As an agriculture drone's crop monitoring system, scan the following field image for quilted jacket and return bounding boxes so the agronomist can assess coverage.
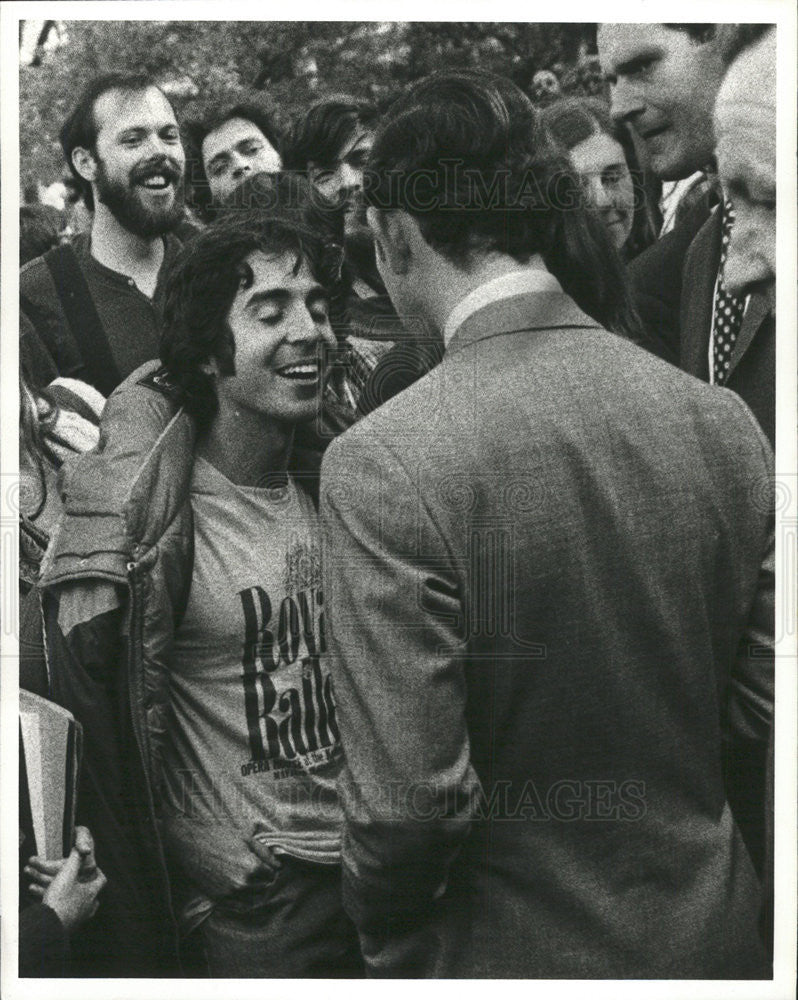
[40,361,326,973]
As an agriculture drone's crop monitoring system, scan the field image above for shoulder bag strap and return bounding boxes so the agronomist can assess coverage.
[44,243,121,396]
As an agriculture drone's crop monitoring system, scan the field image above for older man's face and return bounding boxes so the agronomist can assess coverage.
[714,33,776,311]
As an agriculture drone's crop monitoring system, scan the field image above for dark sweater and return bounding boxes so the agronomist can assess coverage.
[19,904,70,977]
[20,232,183,394]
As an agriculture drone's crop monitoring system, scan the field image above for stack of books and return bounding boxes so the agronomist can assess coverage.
[19,691,82,897]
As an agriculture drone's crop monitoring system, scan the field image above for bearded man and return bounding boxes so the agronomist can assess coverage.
[21,73,188,394]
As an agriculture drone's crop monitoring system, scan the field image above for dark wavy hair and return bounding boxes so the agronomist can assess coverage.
[217,169,350,335]
[183,102,283,223]
[161,193,344,433]
[540,95,659,260]
[281,96,379,172]
[364,69,640,338]
[59,72,167,212]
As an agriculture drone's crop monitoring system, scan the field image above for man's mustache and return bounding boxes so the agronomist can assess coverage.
[130,156,184,185]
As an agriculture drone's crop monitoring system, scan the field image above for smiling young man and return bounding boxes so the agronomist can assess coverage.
[40,208,363,977]
[20,73,188,395]
[184,102,282,222]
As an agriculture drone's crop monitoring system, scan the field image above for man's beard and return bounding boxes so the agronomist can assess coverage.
[95,155,185,238]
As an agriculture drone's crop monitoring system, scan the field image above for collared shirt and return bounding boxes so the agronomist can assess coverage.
[659,171,706,236]
[442,268,562,349]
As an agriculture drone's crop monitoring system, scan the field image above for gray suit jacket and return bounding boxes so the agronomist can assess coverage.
[320,289,773,978]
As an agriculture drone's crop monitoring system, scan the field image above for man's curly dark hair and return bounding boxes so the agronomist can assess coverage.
[281,96,379,173]
[160,188,343,433]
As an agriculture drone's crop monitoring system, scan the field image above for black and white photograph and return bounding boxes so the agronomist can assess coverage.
[1,1,796,996]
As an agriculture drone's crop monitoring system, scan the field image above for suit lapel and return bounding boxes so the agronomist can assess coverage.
[728,292,771,378]
[680,208,722,379]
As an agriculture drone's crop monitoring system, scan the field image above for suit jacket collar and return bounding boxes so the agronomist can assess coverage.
[680,206,771,382]
[443,269,562,347]
[446,289,602,356]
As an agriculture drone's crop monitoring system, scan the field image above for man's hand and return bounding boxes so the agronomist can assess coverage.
[163,816,282,900]
[247,832,282,878]
[73,824,98,877]
[41,847,107,933]
[25,825,99,894]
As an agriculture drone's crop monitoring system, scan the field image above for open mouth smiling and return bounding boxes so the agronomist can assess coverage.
[132,159,182,191]
[139,174,171,190]
[274,362,321,381]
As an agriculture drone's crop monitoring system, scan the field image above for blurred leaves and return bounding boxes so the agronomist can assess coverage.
[20,20,597,191]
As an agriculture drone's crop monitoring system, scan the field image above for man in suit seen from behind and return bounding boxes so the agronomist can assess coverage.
[319,69,774,979]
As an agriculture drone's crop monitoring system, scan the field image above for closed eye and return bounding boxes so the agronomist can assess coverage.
[616,54,658,81]
[626,58,654,78]
[345,150,369,169]
[602,165,628,186]
[307,291,331,323]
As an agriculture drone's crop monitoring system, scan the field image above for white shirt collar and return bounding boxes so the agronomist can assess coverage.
[442,268,562,348]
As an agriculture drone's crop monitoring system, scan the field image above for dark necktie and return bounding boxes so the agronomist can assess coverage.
[712,200,746,385]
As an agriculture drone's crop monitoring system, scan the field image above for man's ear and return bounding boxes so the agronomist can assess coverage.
[71,146,97,185]
[200,357,220,377]
[367,207,414,276]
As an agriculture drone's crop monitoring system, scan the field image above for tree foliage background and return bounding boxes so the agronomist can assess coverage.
[20,20,600,192]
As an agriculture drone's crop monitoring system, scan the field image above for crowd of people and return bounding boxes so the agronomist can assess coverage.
[17,21,777,980]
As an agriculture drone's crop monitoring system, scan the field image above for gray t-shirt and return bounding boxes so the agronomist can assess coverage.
[162,457,343,864]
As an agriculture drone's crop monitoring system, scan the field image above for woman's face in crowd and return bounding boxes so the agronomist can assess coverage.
[569,131,635,251]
